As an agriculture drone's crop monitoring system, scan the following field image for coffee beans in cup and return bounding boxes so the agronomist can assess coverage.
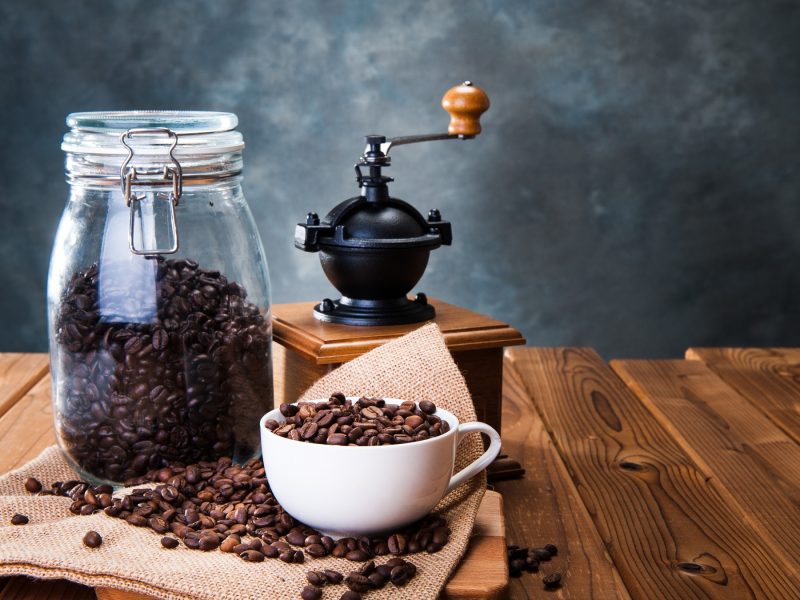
[53,257,272,482]
[264,394,449,446]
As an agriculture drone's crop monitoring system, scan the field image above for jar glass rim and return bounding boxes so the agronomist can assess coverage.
[66,111,238,134]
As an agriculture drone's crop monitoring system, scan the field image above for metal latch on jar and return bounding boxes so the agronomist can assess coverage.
[120,128,182,255]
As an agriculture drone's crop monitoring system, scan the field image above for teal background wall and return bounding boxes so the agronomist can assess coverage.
[1,0,798,357]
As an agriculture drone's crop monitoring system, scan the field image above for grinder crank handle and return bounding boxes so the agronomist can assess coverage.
[378,82,490,154]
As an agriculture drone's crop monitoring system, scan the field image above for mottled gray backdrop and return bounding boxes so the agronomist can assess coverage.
[1,0,798,357]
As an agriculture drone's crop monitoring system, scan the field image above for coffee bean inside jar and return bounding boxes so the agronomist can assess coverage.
[53,256,272,482]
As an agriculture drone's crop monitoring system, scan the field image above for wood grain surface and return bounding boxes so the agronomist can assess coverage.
[0,354,49,420]
[495,357,630,599]
[613,358,800,569]
[0,375,54,473]
[507,347,800,599]
[687,347,800,445]
[272,299,525,364]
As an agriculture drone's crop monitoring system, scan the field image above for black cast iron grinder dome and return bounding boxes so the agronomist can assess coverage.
[294,82,490,326]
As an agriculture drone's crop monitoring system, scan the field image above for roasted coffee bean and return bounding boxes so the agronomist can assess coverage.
[426,541,443,553]
[531,547,552,561]
[148,516,169,534]
[344,573,371,593]
[339,592,362,600]
[198,535,220,551]
[387,533,407,555]
[24,477,42,494]
[286,528,307,546]
[54,259,271,481]
[306,571,327,586]
[367,571,387,589]
[509,558,526,577]
[389,565,410,586]
[419,400,436,414]
[300,586,322,600]
[324,569,345,584]
[543,572,562,589]
[83,530,102,548]
[220,537,239,553]
[544,543,558,556]
[375,564,392,579]
[346,549,370,562]
[306,543,327,557]
[525,556,540,572]
[160,536,179,549]
[125,513,148,527]
[240,549,265,562]
[10,513,29,525]
[359,560,376,576]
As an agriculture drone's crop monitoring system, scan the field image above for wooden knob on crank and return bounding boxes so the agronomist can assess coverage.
[441,81,490,136]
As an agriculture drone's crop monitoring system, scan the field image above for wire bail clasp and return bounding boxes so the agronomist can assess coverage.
[120,127,183,255]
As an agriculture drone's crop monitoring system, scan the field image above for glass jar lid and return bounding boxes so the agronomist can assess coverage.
[62,111,244,156]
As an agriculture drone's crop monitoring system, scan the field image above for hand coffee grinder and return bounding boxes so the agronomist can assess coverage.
[275,82,525,443]
[294,81,489,325]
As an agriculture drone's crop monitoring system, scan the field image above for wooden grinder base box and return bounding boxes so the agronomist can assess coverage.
[271,298,525,432]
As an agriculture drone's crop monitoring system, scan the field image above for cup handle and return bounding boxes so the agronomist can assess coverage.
[446,421,502,494]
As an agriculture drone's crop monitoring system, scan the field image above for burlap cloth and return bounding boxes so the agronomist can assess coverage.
[0,323,486,599]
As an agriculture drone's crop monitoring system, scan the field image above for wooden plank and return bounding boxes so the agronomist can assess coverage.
[613,359,800,567]
[495,357,630,599]
[438,491,507,599]
[0,354,49,420]
[687,348,800,445]
[0,577,94,600]
[507,347,800,599]
[0,375,55,473]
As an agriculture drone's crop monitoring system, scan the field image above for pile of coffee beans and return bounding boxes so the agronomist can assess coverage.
[53,256,272,482]
[300,557,418,599]
[265,394,448,446]
[507,543,562,590]
[24,456,450,567]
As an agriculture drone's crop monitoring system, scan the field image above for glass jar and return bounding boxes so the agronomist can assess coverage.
[48,112,273,484]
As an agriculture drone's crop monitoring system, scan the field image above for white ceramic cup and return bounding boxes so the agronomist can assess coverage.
[259,398,501,538]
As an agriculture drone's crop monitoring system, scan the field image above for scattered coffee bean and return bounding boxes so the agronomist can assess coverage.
[509,558,526,577]
[339,592,362,600]
[83,530,102,548]
[54,258,272,482]
[266,395,448,446]
[345,573,371,593]
[531,547,552,561]
[240,549,265,562]
[525,556,540,572]
[306,571,327,587]
[161,536,179,549]
[368,571,387,589]
[300,586,322,600]
[324,569,345,584]
[543,572,562,589]
[10,513,29,525]
[24,477,42,494]
[544,543,558,556]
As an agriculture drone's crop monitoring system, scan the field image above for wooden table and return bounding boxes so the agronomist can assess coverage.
[2,347,800,599]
